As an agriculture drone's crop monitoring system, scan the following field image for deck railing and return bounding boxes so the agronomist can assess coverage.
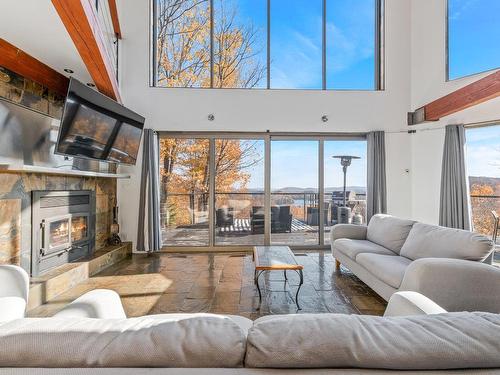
[470,194,500,239]
[161,191,367,228]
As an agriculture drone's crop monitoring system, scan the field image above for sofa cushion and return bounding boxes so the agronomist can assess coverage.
[0,314,248,368]
[54,289,126,319]
[333,239,395,261]
[400,222,494,261]
[366,215,415,254]
[143,313,253,335]
[245,312,500,369]
[356,253,412,289]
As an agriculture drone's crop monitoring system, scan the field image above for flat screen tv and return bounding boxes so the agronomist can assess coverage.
[56,78,145,165]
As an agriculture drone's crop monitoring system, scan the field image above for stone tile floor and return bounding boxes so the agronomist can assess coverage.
[29,251,387,319]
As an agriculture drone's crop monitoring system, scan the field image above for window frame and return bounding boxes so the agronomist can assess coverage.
[150,0,385,91]
[464,121,500,237]
[446,0,500,82]
[158,131,367,251]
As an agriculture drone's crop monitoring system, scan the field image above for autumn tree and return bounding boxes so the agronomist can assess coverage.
[470,183,497,236]
[155,0,265,227]
[155,0,265,88]
[159,138,262,226]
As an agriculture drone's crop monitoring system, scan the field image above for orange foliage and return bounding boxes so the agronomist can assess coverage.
[159,138,261,226]
[470,183,498,236]
[155,0,265,88]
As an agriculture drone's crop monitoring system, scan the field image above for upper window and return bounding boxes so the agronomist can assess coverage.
[448,0,500,80]
[152,0,382,90]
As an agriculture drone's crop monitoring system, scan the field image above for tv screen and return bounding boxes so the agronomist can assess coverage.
[56,78,145,165]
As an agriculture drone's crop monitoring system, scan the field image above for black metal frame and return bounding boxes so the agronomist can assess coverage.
[254,268,304,310]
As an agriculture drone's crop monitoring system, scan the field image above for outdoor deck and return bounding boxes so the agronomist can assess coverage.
[162,218,330,247]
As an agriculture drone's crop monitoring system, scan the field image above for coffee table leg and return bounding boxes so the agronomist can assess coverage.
[254,270,264,304]
[295,269,304,310]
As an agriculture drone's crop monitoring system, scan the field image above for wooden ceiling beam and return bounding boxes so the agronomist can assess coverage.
[108,0,122,39]
[409,70,500,125]
[0,38,69,96]
[52,0,121,102]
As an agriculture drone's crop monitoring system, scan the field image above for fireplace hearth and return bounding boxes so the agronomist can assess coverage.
[31,191,95,276]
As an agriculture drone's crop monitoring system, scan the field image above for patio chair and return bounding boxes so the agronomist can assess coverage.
[276,205,292,233]
[216,207,234,233]
[251,206,265,234]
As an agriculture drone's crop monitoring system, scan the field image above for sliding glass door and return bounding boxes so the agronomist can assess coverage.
[159,133,367,249]
[214,139,266,245]
[159,137,210,246]
[271,140,320,245]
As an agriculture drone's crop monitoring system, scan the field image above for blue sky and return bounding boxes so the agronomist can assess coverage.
[217,0,500,87]
[448,0,500,79]
[466,126,500,178]
[227,0,376,89]
[242,140,367,190]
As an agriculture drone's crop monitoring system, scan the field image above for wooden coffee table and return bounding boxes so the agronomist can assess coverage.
[253,246,304,309]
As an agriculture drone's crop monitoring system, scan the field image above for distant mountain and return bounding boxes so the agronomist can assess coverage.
[245,186,367,194]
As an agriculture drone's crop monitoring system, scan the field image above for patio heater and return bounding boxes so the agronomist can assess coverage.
[332,155,360,224]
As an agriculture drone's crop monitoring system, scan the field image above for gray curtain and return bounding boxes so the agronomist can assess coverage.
[439,124,471,230]
[367,131,387,221]
[137,129,162,252]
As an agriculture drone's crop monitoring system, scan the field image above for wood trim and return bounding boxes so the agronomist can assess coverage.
[51,0,121,102]
[0,38,69,96]
[415,70,500,123]
[108,0,122,39]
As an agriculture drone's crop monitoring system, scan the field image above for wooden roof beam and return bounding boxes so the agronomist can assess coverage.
[409,70,500,125]
[108,0,122,39]
[52,0,121,102]
[0,38,69,96]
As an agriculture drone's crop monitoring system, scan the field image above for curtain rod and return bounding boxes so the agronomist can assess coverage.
[386,119,499,134]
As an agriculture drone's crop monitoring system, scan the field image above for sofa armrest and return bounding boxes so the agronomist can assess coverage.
[330,224,367,243]
[384,291,447,317]
[400,258,500,313]
[54,289,126,319]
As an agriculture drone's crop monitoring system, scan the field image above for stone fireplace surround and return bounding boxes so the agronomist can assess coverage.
[0,68,118,275]
[0,172,116,275]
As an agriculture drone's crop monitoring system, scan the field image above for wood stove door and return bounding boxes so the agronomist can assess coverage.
[69,213,90,262]
[41,213,90,261]
[42,214,72,257]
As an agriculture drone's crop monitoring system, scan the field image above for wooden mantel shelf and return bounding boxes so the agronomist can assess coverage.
[0,164,130,179]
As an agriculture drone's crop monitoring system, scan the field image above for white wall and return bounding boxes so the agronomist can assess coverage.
[409,0,500,224]
[116,0,414,248]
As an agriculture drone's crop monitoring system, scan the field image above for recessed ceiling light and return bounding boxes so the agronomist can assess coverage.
[64,68,74,74]
[86,83,96,87]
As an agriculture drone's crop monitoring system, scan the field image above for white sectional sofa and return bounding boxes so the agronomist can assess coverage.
[1,240,500,373]
[1,283,500,373]
[331,214,495,303]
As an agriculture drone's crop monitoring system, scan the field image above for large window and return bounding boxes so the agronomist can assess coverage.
[152,0,382,90]
[466,125,500,238]
[448,0,500,80]
[159,133,367,248]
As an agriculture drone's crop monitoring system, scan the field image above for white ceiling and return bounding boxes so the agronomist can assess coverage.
[0,0,93,86]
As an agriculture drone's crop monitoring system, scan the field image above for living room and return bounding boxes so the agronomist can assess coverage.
[0,0,500,373]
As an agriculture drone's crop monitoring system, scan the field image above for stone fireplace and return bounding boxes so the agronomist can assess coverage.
[0,68,118,275]
[31,191,95,276]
